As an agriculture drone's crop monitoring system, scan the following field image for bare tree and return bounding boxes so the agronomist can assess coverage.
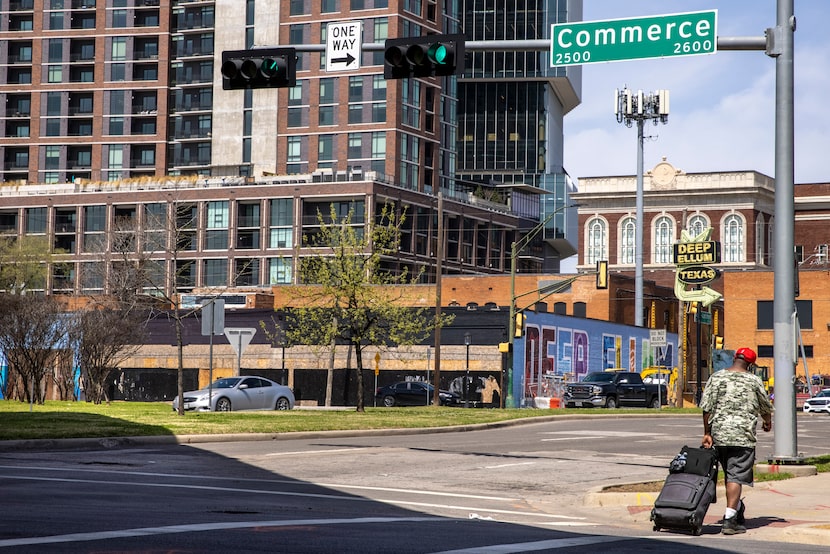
[73,308,141,404]
[0,295,68,404]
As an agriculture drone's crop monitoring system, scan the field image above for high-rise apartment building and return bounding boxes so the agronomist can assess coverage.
[0,0,582,294]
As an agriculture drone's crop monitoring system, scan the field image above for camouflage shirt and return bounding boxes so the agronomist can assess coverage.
[699,369,773,447]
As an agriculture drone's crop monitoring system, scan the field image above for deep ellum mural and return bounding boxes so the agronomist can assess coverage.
[512,312,678,407]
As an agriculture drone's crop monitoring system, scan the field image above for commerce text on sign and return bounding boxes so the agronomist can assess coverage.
[550,10,717,67]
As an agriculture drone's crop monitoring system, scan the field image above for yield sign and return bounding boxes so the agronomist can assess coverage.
[224,327,256,357]
[325,21,362,72]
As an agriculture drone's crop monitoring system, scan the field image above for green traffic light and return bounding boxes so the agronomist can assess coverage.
[428,43,450,65]
[261,58,279,78]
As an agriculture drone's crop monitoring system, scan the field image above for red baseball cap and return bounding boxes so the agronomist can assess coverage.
[735,347,757,365]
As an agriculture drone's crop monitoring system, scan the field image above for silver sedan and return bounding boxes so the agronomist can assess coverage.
[172,376,295,412]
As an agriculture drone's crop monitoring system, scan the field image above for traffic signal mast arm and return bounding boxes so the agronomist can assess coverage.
[258,36,764,55]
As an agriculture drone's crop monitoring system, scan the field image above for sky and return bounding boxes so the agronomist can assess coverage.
[563,1,829,186]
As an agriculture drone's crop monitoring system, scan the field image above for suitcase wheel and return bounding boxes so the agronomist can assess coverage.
[653,524,661,532]
[693,526,702,536]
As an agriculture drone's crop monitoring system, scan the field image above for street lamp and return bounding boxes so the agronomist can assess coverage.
[506,203,579,408]
[464,332,471,408]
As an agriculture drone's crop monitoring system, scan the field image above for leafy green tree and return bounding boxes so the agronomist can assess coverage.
[0,234,55,294]
[278,203,452,411]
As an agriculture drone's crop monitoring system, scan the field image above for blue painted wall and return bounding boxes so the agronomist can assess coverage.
[512,313,678,407]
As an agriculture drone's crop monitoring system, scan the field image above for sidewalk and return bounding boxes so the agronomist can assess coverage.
[584,468,830,546]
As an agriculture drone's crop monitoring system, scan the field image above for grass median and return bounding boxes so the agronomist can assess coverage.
[0,400,699,441]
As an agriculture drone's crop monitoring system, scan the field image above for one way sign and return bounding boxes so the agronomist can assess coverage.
[326,21,362,72]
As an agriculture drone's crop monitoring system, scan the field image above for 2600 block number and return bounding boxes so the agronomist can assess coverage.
[673,39,713,54]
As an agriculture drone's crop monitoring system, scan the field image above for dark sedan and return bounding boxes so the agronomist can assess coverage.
[375,381,459,407]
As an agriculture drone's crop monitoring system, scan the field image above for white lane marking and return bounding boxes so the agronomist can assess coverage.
[0,465,517,502]
[480,462,537,469]
[540,431,660,437]
[432,535,627,553]
[3,474,585,520]
[0,516,439,548]
[265,447,365,456]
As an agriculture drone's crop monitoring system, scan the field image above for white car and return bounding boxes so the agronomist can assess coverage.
[172,376,295,412]
[802,389,830,414]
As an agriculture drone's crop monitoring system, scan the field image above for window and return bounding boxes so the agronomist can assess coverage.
[319,106,335,126]
[108,117,124,135]
[321,0,337,13]
[757,300,812,330]
[268,257,293,284]
[348,76,363,102]
[586,217,607,265]
[45,146,61,170]
[318,134,334,166]
[48,65,63,83]
[108,145,123,169]
[348,133,362,159]
[722,213,745,263]
[289,0,306,16]
[371,131,385,160]
[204,259,228,286]
[46,92,62,116]
[653,215,674,264]
[205,201,229,250]
[287,137,301,163]
[111,9,127,28]
[25,208,47,234]
[270,198,293,249]
[619,216,636,265]
[83,205,107,252]
[48,40,63,63]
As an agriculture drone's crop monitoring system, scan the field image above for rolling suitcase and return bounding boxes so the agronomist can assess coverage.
[651,445,718,536]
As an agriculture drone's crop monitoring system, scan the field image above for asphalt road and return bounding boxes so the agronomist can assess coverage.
[2,413,828,553]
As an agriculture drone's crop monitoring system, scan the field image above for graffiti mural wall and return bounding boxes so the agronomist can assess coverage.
[512,312,679,407]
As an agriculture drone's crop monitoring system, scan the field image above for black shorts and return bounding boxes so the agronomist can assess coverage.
[716,446,756,486]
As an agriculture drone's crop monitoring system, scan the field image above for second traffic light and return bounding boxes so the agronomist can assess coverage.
[220,48,296,90]
[384,34,465,79]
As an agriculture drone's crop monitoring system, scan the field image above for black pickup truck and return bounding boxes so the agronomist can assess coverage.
[564,371,667,409]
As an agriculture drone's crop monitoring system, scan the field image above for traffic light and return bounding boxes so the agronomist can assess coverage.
[596,260,608,289]
[687,301,698,314]
[220,48,296,90]
[714,336,725,350]
[514,312,526,338]
[383,34,465,79]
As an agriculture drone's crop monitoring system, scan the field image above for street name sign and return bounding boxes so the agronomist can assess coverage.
[550,10,717,67]
[325,21,362,72]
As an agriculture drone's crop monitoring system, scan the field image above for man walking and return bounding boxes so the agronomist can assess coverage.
[700,347,773,535]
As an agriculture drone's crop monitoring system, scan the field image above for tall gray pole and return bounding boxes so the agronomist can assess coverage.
[772,0,797,460]
[635,118,645,327]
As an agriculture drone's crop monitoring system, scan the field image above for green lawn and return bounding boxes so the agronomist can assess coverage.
[0,400,696,441]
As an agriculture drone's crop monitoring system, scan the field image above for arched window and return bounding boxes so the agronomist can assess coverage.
[653,215,674,264]
[722,213,745,263]
[687,214,708,237]
[586,217,607,265]
[620,216,636,265]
